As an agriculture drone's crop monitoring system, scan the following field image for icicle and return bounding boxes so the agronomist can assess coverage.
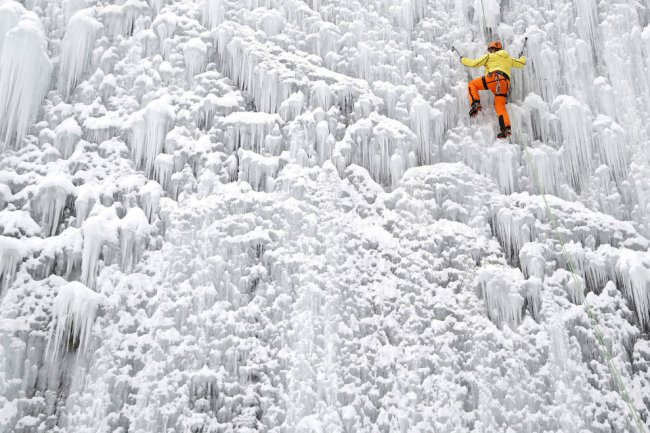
[523,277,542,321]
[548,325,570,370]
[487,144,519,195]
[0,12,53,147]
[201,0,226,29]
[409,96,434,165]
[152,10,178,44]
[59,9,102,99]
[279,91,304,122]
[189,368,220,412]
[147,0,167,16]
[310,81,333,111]
[220,112,282,154]
[0,236,25,295]
[257,9,285,36]
[54,117,83,159]
[154,153,174,190]
[0,183,11,210]
[492,206,534,266]
[119,207,151,273]
[74,183,99,228]
[522,144,561,196]
[128,98,176,176]
[0,1,24,58]
[519,242,546,280]
[238,149,280,192]
[31,174,75,237]
[478,265,525,328]
[184,38,208,84]
[81,206,119,288]
[343,114,417,186]
[264,124,284,156]
[390,153,406,189]
[84,113,120,144]
[63,0,88,23]
[593,115,628,185]
[555,96,592,194]
[140,180,163,223]
[566,274,586,305]
[555,241,586,277]
[615,249,650,329]
[584,250,608,294]
[46,281,104,361]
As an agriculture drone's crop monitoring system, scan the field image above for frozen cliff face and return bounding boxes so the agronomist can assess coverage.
[1,0,650,432]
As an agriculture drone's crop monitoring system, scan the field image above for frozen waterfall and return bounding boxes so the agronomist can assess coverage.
[1,0,650,431]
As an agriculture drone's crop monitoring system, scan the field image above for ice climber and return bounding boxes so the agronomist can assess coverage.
[460,41,527,139]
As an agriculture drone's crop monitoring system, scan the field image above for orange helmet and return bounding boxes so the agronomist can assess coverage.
[488,41,503,51]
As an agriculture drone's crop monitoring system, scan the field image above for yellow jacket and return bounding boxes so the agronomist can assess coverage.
[461,50,526,78]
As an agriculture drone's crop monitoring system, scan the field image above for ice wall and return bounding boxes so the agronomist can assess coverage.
[0,0,649,432]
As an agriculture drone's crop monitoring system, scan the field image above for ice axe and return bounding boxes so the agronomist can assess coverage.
[518,37,528,57]
[451,46,463,60]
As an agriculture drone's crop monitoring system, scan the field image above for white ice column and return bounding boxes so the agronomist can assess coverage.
[409,96,443,165]
[615,250,650,329]
[487,143,519,195]
[519,242,546,280]
[31,175,76,237]
[0,12,52,147]
[523,144,561,196]
[238,149,280,192]
[119,207,151,273]
[201,0,226,29]
[593,115,628,185]
[555,96,592,194]
[54,117,83,159]
[492,206,534,266]
[184,38,208,84]
[140,180,163,223]
[46,281,104,361]
[128,98,176,176]
[0,236,25,295]
[80,206,119,288]
[59,9,102,99]
[478,265,525,328]
[219,112,282,154]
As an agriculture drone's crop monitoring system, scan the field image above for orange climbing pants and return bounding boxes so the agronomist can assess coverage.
[468,72,511,129]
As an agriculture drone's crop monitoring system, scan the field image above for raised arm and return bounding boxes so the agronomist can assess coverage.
[461,54,489,68]
[512,55,527,68]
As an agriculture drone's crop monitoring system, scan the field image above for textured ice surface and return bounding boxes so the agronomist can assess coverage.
[1,0,650,431]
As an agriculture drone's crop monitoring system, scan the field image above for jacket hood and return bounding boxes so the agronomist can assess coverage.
[494,50,510,58]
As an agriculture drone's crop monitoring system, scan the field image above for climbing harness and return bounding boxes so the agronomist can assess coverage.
[520,141,648,433]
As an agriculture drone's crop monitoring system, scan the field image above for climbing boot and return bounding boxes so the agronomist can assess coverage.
[469,101,482,118]
[497,126,512,139]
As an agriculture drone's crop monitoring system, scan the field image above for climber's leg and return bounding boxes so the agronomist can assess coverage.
[494,95,510,129]
[468,76,486,104]
[487,75,511,137]
[468,77,486,117]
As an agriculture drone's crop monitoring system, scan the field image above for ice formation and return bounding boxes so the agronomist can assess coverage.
[47,281,104,360]
[478,265,525,328]
[129,98,176,176]
[59,9,102,98]
[184,37,208,83]
[0,235,24,295]
[54,117,83,159]
[80,206,118,288]
[1,0,650,431]
[31,174,75,237]
[0,8,52,146]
